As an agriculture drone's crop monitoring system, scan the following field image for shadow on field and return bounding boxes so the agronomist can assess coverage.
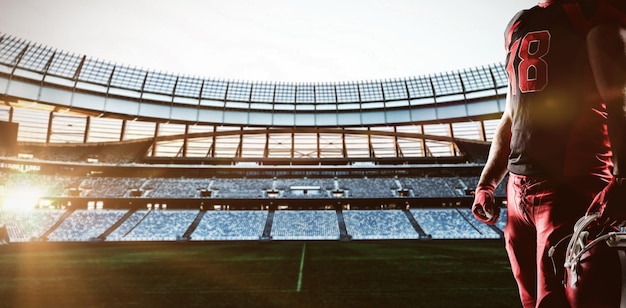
[0,240,519,308]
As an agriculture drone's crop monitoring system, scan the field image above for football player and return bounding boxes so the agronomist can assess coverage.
[472,0,626,307]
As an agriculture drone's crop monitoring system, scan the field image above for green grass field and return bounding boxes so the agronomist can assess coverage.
[0,240,520,308]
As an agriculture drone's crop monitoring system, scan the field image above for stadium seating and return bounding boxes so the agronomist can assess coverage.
[0,209,64,242]
[0,206,509,241]
[191,210,268,240]
[106,210,151,241]
[145,178,212,198]
[410,208,500,239]
[212,178,272,198]
[120,210,198,241]
[47,209,127,241]
[339,177,398,198]
[343,210,420,240]
[271,210,340,240]
[0,170,513,242]
[81,177,148,198]
[0,170,501,200]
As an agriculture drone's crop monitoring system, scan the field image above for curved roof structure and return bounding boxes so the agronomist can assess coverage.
[0,33,505,163]
[0,34,506,126]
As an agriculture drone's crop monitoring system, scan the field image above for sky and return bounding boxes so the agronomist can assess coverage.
[0,0,539,83]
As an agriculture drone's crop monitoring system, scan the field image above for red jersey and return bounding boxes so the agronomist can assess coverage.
[505,0,624,177]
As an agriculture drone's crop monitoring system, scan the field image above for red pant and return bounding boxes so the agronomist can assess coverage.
[505,173,607,308]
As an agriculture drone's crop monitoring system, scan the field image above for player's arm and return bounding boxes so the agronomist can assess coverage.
[472,93,512,224]
[587,24,626,175]
[477,98,512,189]
[472,13,519,224]
[478,10,518,189]
[585,24,626,223]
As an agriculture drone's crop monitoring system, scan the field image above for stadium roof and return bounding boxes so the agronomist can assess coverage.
[0,34,507,125]
[0,33,504,163]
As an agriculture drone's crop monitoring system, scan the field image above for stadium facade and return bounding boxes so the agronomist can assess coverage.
[0,33,508,241]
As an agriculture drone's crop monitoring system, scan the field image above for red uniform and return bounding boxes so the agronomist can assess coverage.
[503,0,625,307]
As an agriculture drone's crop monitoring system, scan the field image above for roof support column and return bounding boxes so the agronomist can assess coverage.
[83,116,90,143]
[150,122,160,157]
[182,124,189,158]
[120,119,127,142]
[45,111,53,144]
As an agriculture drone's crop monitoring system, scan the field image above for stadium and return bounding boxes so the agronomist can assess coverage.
[0,31,519,307]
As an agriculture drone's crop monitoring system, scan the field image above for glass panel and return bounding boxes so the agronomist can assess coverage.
[397,125,424,157]
[225,81,252,101]
[185,137,213,157]
[359,82,383,102]
[344,131,368,158]
[370,129,396,157]
[483,119,501,141]
[266,133,292,158]
[158,122,185,137]
[186,124,214,157]
[295,84,314,103]
[436,93,465,103]
[110,66,147,90]
[423,123,453,156]
[275,84,296,103]
[423,123,450,137]
[248,111,272,125]
[213,131,239,158]
[295,103,314,111]
[175,76,203,97]
[451,121,482,140]
[337,103,359,111]
[49,113,86,143]
[0,36,28,65]
[382,80,408,101]
[318,132,343,158]
[397,137,424,157]
[424,140,454,156]
[315,84,336,103]
[316,104,335,111]
[431,73,463,96]
[273,103,294,111]
[144,71,177,95]
[225,101,249,109]
[153,140,184,157]
[11,68,43,81]
[201,79,228,100]
[459,67,494,92]
[79,59,115,85]
[490,64,509,88]
[13,108,49,142]
[293,133,317,159]
[88,117,123,142]
[123,120,156,141]
[0,105,10,121]
[361,102,384,110]
[17,44,53,71]
[199,99,224,108]
[250,102,273,110]
[406,76,433,98]
[385,100,409,108]
[465,89,497,100]
[240,132,265,158]
[272,112,294,126]
[48,52,82,79]
[251,83,274,103]
[335,83,359,103]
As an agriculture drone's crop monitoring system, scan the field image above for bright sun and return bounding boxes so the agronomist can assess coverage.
[1,187,45,210]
